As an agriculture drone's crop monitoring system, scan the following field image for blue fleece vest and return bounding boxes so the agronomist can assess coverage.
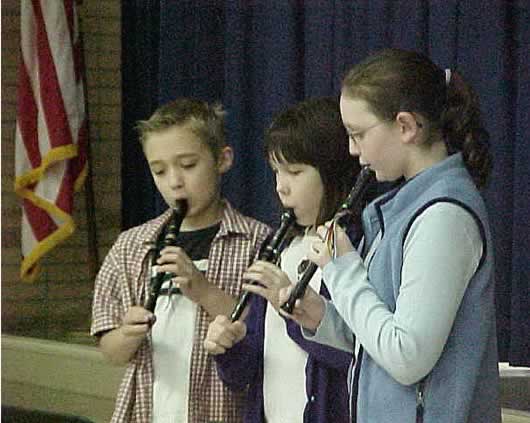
[358,153,500,422]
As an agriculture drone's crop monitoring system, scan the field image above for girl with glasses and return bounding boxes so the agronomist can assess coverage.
[280,49,500,423]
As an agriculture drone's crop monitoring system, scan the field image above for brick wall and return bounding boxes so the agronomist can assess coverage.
[1,0,122,343]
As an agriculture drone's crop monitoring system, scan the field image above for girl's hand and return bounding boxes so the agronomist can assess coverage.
[156,246,209,304]
[307,224,355,268]
[242,260,292,311]
[204,315,247,355]
[278,284,326,332]
[327,224,355,257]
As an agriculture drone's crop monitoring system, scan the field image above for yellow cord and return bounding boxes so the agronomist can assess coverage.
[324,218,341,258]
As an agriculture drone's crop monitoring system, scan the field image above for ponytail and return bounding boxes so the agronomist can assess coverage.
[441,71,492,188]
[342,50,492,188]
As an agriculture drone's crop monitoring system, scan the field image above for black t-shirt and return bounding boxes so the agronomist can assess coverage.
[173,223,221,261]
[156,222,221,296]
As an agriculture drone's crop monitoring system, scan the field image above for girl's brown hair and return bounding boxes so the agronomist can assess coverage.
[265,97,361,225]
[342,49,491,188]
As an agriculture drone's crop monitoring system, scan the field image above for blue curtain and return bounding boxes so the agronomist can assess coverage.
[121,1,162,226]
[121,1,529,365]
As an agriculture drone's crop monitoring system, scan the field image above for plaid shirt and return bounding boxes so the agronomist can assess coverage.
[91,201,270,423]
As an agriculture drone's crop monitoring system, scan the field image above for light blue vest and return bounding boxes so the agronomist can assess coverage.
[358,153,500,422]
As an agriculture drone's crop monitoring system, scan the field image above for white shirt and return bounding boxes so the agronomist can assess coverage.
[263,233,322,423]
[151,259,208,423]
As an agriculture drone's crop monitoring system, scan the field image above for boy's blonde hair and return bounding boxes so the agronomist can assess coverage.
[136,98,227,160]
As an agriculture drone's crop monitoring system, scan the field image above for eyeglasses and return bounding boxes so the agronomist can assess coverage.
[347,121,386,145]
[348,116,423,145]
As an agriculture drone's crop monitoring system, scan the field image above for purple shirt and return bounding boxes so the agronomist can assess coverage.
[215,282,353,423]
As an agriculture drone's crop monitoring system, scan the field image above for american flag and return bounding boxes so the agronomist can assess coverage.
[14,0,88,282]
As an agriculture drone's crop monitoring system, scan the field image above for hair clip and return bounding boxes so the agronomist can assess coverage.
[445,69,452,86]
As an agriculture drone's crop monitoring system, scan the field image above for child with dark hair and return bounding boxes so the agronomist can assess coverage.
[204,97,364,423]
[91,98,270,423]
[282,49,500,422]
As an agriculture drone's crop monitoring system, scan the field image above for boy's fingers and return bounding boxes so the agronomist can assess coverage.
[123,308,154,325]
[122,323,150,336]
[172,276,189,287]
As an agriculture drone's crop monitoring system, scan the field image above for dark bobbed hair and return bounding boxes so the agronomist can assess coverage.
[135,97,226,160]
[342,49,491,188]
[265,97,361,225]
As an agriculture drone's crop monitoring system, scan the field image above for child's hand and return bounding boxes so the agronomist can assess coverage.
[121,306,155,338]
[242,260,291,312]
[204,315,247,355]
[307,224,354,268]
[326,224,355,257]
[99,306,154,365]
[156,246,209,304]
[278,284,326,332]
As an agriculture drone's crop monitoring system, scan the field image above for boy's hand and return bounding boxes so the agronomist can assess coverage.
[156,246,209,304]
[204,315,247,355]
[242,260,291,312]
[121,306,155,338]
[99,306,154,365]
[278,284,326,332]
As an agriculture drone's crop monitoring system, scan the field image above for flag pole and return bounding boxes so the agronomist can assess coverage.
[84,122,99,281]
[78,2,99,281]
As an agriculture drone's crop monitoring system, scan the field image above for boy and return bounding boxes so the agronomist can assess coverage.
[91,98,270,423]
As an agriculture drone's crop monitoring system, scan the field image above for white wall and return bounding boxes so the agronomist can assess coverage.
[2,335,125,423]
[2,336,529,422]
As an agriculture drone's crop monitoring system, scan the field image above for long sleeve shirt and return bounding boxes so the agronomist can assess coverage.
[305,154,500,422]
[215,234,352,423]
